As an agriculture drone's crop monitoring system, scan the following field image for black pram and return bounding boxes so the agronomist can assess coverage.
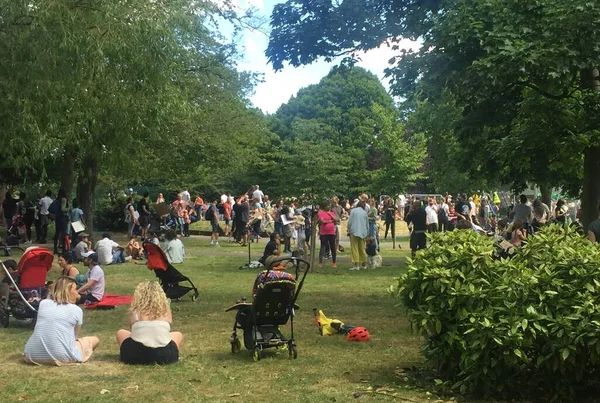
[226,257,310,361]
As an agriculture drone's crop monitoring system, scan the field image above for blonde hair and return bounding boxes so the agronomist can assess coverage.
[129,281,169,320]
[51,276,77,304]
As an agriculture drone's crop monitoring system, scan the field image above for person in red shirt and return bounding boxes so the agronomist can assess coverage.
[223,198,232,241]
[317,203,338,268]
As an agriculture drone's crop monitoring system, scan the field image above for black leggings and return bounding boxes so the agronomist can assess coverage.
[385,220,395,239]
[319,234,336,263]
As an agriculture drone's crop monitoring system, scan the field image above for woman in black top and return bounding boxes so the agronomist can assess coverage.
[384,198,396,240]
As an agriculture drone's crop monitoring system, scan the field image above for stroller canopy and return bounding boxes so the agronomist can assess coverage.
[143,242,169,271]
[252,270,296,299]
[17,248,53,289]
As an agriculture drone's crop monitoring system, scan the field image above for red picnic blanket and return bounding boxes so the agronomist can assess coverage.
[85,294,133,310]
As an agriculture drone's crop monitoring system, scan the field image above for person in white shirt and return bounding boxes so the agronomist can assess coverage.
[23,276,99,365]
[181,188,191,203]
[162,230,185,264]
[95,232,131,265]
[38,190,53,243]
[425,198,439,233]
[252,185,264,205]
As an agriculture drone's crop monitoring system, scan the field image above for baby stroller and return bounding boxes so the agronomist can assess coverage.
[0,247,53,328]
[226,256,310,361]
[142,242,199,302]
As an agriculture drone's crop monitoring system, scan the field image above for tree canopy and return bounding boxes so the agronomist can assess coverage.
[267,0,600,227]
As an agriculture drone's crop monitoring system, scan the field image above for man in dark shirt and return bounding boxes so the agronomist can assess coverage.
[259,232,280,267]
[137,192,151,240]
[207,200,220,247]
[405,200,428,257]
[234,195,249,246]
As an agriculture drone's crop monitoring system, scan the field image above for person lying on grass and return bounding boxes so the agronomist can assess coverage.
[23,276,100,366]
[116,281,183,365]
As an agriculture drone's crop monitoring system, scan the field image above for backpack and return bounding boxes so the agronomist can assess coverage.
[48,198,61,216]
[438,205,448,222]
[204,206,213,221]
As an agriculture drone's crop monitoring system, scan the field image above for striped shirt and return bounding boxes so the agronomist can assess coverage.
[23,300,83,364]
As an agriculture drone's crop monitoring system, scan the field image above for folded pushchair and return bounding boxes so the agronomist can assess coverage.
[142,242,199,302]
[226,256,310,361]
[0,247,53,328]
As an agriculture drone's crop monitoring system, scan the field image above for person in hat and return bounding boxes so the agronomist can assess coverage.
[78,252,105,304]
[73,232,91,262]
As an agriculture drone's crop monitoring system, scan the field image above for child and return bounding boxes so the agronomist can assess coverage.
[511,220,527,247]
[127,235,142,260]
[366,237,378,269]
[116,281,183,365]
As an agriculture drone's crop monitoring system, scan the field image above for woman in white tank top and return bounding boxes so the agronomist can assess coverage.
[116,281,183,365]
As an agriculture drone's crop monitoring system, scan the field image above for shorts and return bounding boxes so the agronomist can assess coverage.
[224,218,231,225]
[410,232,427,251]
[211,221,220,233]
[139,215,150,227]
[283,224,294,238]
[120,338,179,365]
[78,293,99,305]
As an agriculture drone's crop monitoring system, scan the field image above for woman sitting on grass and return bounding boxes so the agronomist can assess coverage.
[23,276,99,366]
[116,281,183,365]
[58,252,79,278]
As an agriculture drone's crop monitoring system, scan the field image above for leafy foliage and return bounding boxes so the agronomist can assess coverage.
[395,226,600,399]
[268,66,425,196]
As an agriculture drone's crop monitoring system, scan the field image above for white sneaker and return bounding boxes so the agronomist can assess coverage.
[349,266,360,271]
[124,256,132,262]
[360,266,367,270]
[214,242,220,247]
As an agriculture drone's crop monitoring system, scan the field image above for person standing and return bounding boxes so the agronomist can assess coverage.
[511,195,533,227]
[406,200,427,257]
[425,197,439,233]
[2,190,16,228]
[317,203,338,268]
[207,200,220,247]
[53,188,70,255]
[222,197,232,241]
[181,188,191,204]
[17,192,35,244]
[367,198,379,250]
[124,197,138,239]
[252,185,264,205]
[138,192,151,240]
[384,197,396,239]
[331,197,344,253]
[347,200,369,270]
[437,197,449,232]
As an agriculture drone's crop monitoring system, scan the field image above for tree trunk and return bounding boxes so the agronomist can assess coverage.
[539,184,552,208]
[60,147,78,200]
[581,146,600,230]
[76,154,99,237]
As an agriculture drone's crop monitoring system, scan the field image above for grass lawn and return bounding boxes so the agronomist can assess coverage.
[0,226,445,403]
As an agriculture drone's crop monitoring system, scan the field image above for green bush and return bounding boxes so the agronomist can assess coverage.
[394,225,600,399]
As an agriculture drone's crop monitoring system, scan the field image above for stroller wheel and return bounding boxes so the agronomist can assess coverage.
[0,310,9,328]
[192,293,198,302]
[231,338,241,354]
[252,347,262,362]
[288,344,298,360]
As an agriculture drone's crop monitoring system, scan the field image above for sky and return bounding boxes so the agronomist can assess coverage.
[222,0,419,114]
